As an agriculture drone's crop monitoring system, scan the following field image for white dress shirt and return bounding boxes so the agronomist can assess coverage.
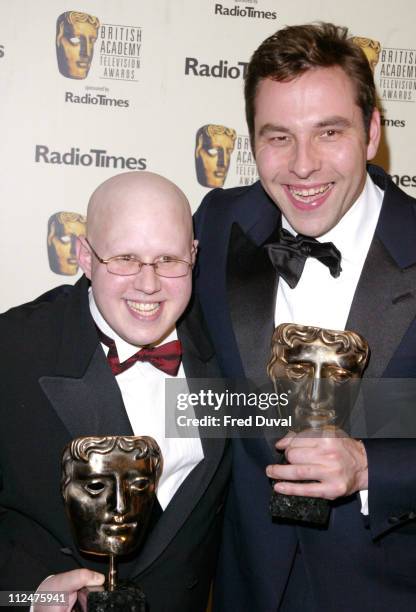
[275,174,383,329]
[89,292,204,511]
[274,173,384,513]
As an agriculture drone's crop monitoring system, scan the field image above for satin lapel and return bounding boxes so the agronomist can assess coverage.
[227,223,278,382]
[129,298,227,576]
[40,345,133,438]
[346,236,416,378]
[39,277,133,439]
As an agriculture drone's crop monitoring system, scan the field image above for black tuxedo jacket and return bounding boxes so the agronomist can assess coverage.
[194,165,416,611]
[0,276,230,612]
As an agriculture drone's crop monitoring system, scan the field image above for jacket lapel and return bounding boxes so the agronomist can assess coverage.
[39,346,133,438]
[346,236,416,378]
[227,223,279,382]
[39,276,133,439]
[348,167,416,378]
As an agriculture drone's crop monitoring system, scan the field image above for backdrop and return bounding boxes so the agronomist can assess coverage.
[1,0,415,310]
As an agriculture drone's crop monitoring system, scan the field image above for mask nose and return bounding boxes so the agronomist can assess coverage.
[216,147,226,168]
[80,36,93,60]
[114,478,129,517]
[70,235,77,257]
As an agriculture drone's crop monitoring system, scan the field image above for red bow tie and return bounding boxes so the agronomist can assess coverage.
[97,328,183,377]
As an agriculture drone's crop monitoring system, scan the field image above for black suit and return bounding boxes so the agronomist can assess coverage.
[194,165,416,611]
[0,276,230,611]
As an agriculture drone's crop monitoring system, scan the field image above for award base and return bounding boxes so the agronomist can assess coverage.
[270,486,330,525]
[85,583,146,612]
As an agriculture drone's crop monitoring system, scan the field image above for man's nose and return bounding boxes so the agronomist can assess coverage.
[132,263,161,294]
[289,138,321,179]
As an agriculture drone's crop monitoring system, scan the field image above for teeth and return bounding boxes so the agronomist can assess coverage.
[127,301,160,315]
[290,184,331,197]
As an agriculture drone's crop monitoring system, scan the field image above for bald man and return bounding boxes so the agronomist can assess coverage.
[0,172,230,612]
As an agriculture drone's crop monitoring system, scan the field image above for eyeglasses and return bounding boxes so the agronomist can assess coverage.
[85,238,193,278]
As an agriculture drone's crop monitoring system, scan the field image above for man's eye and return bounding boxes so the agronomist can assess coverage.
[207,148,219,157]
[322,129,339,138]
[270,135,289,145]
[69,37,81,45]
[59,235,71,244]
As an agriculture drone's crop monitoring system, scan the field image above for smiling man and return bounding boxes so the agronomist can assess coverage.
[195,22,416,612]
[0,172,229,612]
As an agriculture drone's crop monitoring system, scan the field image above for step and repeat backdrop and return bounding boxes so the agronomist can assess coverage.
[1,0,415,310]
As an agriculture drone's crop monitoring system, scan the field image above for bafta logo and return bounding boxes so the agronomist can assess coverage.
[351,36,381,72]
[56,11,100,79]
[267,323,369,524]
[47,211,86,276]
[62,435,162,610]
[195,124,237,188]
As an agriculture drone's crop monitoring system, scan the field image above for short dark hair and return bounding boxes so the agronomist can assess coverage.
[245,22,376,150]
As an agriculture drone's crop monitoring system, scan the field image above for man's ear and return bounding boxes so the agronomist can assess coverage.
[76,236,92,279]
[366,107,381,161]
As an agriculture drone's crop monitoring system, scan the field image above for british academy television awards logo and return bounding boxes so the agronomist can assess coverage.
[56,11,100,80]
[47,212,86,276]
[350,36,381,73]
[235,134,258,186]
[351,35,411,121]
[56,10,143,108]
[351,34,416,103]
[195,125,237,188]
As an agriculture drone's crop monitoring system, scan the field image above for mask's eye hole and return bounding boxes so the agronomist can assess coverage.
[131,478,151,493]
[285,364,309,380]
[84,480,106,495]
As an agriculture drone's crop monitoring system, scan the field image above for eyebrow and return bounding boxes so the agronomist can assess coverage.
[315,116,352,129]
[258,123,290,137]
[258,116,352,137]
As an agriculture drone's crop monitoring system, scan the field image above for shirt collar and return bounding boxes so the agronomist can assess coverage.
[88,289,178,362]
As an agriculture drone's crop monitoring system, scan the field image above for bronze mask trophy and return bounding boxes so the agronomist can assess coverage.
[267,323,369,524]
[61,435,163,611]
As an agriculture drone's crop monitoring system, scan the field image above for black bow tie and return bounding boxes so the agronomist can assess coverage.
[265,228,342,289]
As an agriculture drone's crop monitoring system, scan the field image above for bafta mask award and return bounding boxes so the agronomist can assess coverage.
[61,435,163,611]
[267,323,369,525]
